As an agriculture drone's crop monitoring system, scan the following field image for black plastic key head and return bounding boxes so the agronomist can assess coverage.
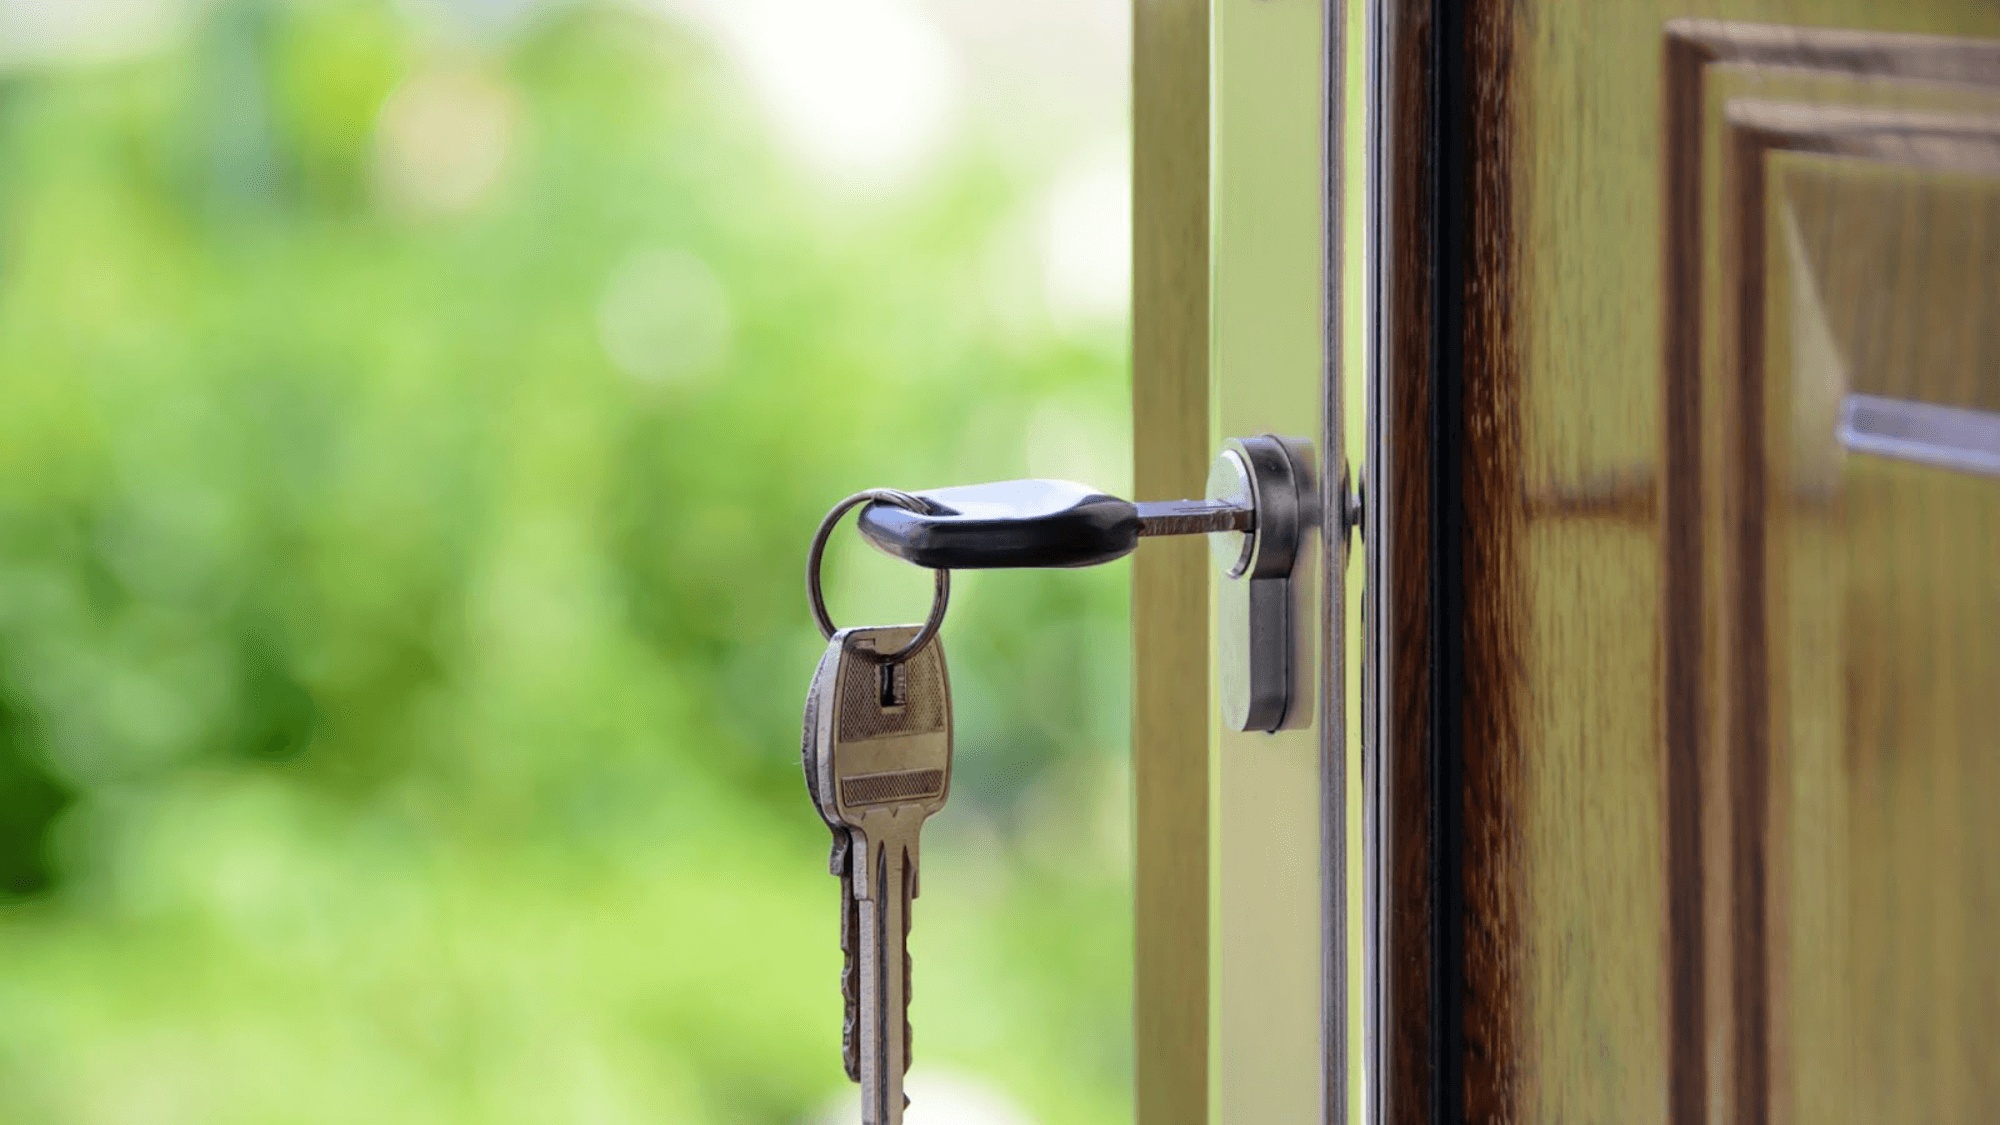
[855,479,1142,569]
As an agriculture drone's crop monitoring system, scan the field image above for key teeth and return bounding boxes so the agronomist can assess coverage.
[842,921,861,1081]
[806,653,863,1084]
[840,854,862,1083]
[903,858,915,1074]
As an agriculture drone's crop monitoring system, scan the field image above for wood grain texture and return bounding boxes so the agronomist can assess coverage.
[1378,4,1536,1120]
[1659,29,1713,1125]
[1377,4,1439,1122]
[1132,2,1210,1121]
[1379,4,1997,1124]
[1451,5,1525,1121]
[1727,98,1997,1125]
[1670,26,1995,1125]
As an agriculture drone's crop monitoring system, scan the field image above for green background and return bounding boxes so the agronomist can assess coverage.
[0,2,1133,1121]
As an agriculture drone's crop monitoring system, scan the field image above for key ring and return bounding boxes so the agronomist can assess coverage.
[806,489,950,663]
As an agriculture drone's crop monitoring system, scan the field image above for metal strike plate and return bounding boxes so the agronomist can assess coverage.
[1206,435,1316,733]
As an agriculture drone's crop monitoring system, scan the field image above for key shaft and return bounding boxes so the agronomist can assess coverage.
[854,819,920,1124]
[1133,497,1254,537]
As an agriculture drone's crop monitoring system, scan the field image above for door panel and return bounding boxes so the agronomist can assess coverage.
[1754,123,1998,1125]
[1369,4,1998,1123]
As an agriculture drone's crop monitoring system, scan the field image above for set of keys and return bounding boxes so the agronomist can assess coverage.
[802,489,959,1125]
[801,468,1300,1123]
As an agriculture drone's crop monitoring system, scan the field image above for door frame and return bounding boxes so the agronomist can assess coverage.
[1133,1,1357,1122]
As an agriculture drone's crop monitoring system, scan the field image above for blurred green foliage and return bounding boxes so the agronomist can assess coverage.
[0,2,1132,1122]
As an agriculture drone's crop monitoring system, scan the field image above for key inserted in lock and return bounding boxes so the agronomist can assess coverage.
[852,433,1320,732]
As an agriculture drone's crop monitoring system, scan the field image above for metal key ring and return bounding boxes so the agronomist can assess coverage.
[806,489,950,663]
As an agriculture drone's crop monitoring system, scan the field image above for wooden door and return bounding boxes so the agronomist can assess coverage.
[1367,4,1998,1124]
[1133,3,1995,1124]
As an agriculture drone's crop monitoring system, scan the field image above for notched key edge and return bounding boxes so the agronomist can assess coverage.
[804,645,864,1084]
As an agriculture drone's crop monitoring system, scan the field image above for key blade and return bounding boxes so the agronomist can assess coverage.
[1132,497,1253,536]
[858,829,917,1124]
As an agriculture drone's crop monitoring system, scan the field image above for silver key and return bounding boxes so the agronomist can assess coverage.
[802,639,862,1081]
[806,625,952,1125]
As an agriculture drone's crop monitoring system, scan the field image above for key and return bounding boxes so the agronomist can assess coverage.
[805,625,953,1125]
[802,638,862,1081]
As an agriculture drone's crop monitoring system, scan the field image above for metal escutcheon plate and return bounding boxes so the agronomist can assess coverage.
[1207,435,1316,733]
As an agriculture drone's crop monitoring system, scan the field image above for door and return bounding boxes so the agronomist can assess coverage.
[1133,2,1998,1124]
[1368,4,1997,1124]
